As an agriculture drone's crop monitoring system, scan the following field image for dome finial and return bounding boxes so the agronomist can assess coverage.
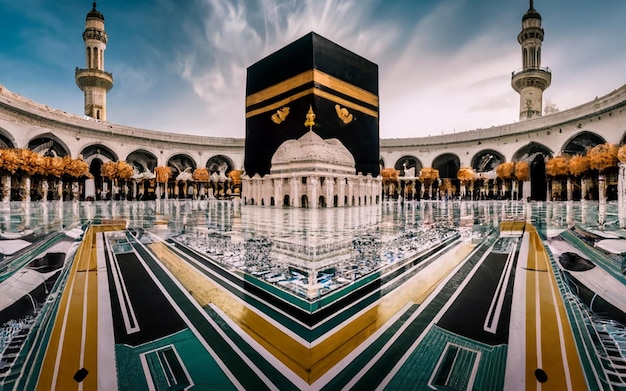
[529,0,534,10]
[92,1,97,10]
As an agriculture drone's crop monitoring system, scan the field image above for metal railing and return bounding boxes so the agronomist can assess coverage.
[511,67,551,77]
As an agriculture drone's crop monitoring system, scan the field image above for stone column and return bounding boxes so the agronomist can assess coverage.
[581,177,588,201]
[72,181,79,201]
[309,176,318,208]
[2,175,10,203]
[325,177,334,207]
[566,201,573,227]
[598,174,606,202]
[23,176,30,202]
[273,179,282,207]
[522,180,530,201]
[337,178,346,207]
[546,178,552,201]
[599,173,607,228]
[42,179,48,202]
[57,179,63,200]
[290,176,300,208]
[566,177,573,201]
[347,181,354,205]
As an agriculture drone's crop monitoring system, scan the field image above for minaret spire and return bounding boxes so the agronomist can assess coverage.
[511,2,551,121]
[75,2,113,121]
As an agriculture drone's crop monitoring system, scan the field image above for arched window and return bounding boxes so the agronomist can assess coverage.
[94,48,99,70]
[537,48,541,66]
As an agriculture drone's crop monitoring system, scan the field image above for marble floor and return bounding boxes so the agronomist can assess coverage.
[0,199,623,390]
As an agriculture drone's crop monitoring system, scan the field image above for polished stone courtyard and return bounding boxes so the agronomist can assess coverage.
[0,199,624,390]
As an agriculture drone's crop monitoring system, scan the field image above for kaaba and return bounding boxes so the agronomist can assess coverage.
[244,32,379,177]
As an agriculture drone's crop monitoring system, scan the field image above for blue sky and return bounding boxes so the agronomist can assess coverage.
[0,0,624,139]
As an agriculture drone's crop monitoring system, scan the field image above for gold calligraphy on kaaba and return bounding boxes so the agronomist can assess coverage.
[335,104,354,124]
[271,107,290,124]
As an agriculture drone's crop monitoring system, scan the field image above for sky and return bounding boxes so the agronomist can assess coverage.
[0,0,624,139]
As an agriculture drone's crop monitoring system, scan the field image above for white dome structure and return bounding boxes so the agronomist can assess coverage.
[243,126,380,208]
[271,130,356,175]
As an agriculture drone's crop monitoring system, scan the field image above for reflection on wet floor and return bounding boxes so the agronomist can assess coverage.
[0,199,623,389]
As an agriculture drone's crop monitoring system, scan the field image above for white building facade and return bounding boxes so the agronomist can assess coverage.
[242,131,380,208]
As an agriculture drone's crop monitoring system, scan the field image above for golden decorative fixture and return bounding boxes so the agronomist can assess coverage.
[335,104,354,124]
[271,107,290,124]
[304,105,316,130]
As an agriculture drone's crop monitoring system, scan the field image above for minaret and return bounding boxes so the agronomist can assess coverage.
[75,2,113,121]
[511,0,551,121]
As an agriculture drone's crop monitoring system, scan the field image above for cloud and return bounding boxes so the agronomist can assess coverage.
[169,0,531,138]
[3,0,625,141]
[173,0,402,137]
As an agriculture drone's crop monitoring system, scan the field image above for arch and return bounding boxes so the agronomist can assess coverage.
[561,131,606,156]
[167,154,197,177]
[206,155,234,174]
[394,155,423,177]
[90,158,104,200]
[80,143,118,163]
[512,142,553,162]
[319,195,326,208]
[0,128,15,149]
[283,194,290,207]
[301,195,308,208]
[126,149,158,174]
[512,142,553,201]
[432,153,460,179]
[28,133,70,157]
[471,149,505,172]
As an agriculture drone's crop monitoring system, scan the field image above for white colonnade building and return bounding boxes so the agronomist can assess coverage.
[243,130,380,208]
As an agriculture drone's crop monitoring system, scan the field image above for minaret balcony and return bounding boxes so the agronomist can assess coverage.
[511,67,551,92]
[75,68,114,92]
